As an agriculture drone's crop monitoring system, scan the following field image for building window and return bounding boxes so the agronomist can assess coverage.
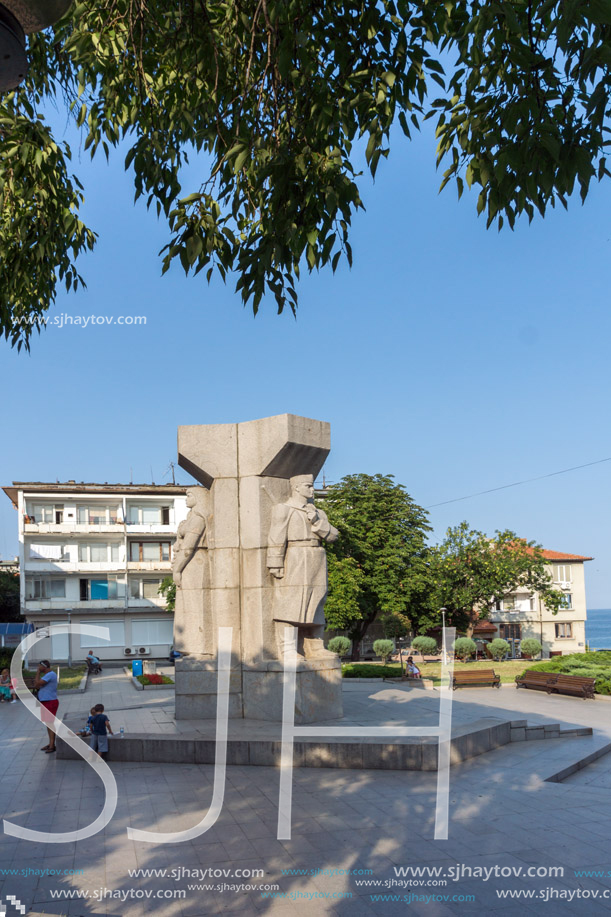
[552,564,572,584]
[559,593,573,609]
[26,578,66,599]
[129,578,164,600]
[78,543,121,563]
[499,623,522,640]
[129,542,171,562]
[79,576,126,601]
[555,622,573,639]
[76,505,120,525]
[128,505,171,525]
[497,595,534,613]
[79,619,126,648]
[26,503,64,524]
[28,544,70,561]
[132,618,174,645]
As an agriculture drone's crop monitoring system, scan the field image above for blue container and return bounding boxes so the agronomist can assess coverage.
[132,659,143,676]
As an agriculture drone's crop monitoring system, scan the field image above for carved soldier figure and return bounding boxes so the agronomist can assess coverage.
[267,474,338,659]
[172,487,212,655]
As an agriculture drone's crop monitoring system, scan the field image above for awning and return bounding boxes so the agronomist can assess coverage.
[473,621,498,634]
[0,622,34,635]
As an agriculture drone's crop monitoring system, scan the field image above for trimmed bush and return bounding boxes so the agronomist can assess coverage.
[454,637,477,661]
[412,636,437,656]
[342,664,402,678]
[373,639,394,664]
[488,638,511,661]
[519,638,542,659]
[0,647,17,670]
[328,636,352,658]
[527,652,611,695]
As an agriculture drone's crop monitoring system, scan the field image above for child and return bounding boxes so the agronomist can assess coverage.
[89,703,113,757]
[406,656,421,678]
[78,707,97,737]
[0,669,15,702]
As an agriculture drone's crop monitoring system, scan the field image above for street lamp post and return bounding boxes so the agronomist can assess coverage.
[440,607,447,666]
[0,1,73,90]
[66,608,72,669]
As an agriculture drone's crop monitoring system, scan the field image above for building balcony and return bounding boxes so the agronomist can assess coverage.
[25,599,127,611]
[24,561,127,573]
[24,522,124,534]
[128,598,168,608]
[125,524,176,534]
[126,561,172,572]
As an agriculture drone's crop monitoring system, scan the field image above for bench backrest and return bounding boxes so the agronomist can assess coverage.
[555,673,596,686]
[455,670,497,680]
[521,671,556,681]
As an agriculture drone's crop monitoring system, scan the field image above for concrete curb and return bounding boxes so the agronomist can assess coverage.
[58,670,89,695]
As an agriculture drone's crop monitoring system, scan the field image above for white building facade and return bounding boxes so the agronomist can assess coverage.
[2,482,188,664]
[489,550,592,657]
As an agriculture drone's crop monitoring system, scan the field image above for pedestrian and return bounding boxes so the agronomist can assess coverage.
[0,669,16,702]
[89,703,113,758]
[35,660,59,754]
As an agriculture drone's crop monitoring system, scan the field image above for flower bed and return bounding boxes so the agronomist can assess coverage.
[136,673,174,686]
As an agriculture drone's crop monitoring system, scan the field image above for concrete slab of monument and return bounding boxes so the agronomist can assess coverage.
[57,712,593,771]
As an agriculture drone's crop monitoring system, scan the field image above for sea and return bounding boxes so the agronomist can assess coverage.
[586,608,611,650]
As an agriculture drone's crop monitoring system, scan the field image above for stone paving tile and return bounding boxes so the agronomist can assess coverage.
[3,671,611,915]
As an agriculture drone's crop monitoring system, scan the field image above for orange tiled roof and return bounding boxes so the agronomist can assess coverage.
[539,549,593,562]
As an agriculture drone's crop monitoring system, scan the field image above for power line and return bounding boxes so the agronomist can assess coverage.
[427,456,611,509]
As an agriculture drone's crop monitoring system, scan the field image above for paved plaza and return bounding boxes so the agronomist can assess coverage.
[1,671,611,916]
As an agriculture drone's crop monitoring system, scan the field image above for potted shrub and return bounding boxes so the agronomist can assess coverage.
[327,636,352,659]
[519,638,542,660]
[454,637,477,662]
[373,639,394,664]
[412,635,437,657]
[488,638,511,661]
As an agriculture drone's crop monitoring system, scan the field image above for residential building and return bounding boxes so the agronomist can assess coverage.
[488,549,592,657]
[2,482,189,664]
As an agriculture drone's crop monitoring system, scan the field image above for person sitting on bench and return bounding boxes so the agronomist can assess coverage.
[86,651,102,673]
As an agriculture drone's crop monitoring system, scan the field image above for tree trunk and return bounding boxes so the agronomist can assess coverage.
[349,612,378,660]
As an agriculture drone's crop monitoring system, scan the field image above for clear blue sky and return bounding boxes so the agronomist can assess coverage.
[1,117,609,605]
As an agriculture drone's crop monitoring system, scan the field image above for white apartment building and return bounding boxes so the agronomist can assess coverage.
[2,482,189,664]
[488,549,592,657]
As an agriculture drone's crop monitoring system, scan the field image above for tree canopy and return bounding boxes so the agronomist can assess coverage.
[0,569,20,622]
[322,473,431,656]
[424,522,565,635]
[2,0,611,347]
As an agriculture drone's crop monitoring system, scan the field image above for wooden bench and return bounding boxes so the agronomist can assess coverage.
[452,669,500,690]
[515,670,558,692]
[554,673,596,699]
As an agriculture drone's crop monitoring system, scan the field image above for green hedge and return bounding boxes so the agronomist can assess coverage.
[341,663,402,678]
[527,652,611,695]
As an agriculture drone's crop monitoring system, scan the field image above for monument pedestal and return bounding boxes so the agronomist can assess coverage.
[174,655,243,720]
[243,657,343,724]
[175,654,343,723]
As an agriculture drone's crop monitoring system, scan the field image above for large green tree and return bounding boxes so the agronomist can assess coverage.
[0,569,20,622]
[3,0,611,347]
[323,473,431,658]
[424,522,564,635]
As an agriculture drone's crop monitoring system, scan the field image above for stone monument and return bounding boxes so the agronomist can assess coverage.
[173,413,343,724]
